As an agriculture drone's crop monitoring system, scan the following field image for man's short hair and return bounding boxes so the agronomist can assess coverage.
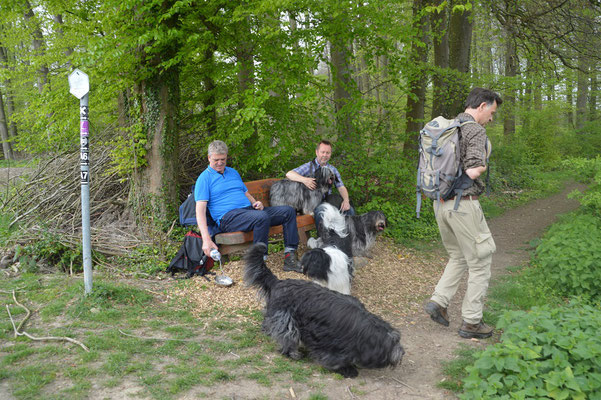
[208,140,228,156]
[465,88,503,109]
[316,140,332,150]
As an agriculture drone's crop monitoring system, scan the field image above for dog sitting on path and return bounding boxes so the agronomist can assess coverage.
[244,243,404,378]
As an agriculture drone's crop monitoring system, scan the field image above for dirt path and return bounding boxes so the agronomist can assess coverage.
[374,181,586,400]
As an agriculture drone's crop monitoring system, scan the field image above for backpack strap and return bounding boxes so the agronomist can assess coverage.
[449,119,480,211]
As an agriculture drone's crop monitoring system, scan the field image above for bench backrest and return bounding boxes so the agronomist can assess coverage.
[244,178,279,207]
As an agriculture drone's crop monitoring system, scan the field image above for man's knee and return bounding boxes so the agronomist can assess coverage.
[254,210,270,225]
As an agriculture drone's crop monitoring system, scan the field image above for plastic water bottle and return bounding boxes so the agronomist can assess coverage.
[210,249,221,262]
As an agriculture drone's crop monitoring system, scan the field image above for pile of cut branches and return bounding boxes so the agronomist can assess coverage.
[1,147,149,256]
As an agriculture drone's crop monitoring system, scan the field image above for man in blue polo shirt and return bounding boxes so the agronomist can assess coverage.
[195,140,302,272]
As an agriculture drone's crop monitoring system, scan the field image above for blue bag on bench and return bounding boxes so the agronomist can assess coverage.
[178,186,220,235]
[179,191,197,226]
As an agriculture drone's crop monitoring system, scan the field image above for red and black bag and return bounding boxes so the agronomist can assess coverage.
[167,231,215,278]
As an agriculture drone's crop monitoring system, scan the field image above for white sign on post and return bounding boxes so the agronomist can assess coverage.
[68,69,90,99]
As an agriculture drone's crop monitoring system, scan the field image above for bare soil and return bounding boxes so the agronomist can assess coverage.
[174,181,585,399]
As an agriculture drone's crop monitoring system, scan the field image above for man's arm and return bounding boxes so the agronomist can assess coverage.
[286,170,316,190]
[244,191,264,210]
[196,201,217,257]
[337,186,351,212]
[465,166,486,180]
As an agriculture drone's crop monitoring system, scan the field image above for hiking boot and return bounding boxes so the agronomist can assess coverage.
[458,321,494,339]
[283,251,302,273]
[425,301,449,327]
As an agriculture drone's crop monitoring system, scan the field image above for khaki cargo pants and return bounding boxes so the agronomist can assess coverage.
[430,198,496,324]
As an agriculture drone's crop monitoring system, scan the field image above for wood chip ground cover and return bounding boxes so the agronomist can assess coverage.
[172,237,445,320]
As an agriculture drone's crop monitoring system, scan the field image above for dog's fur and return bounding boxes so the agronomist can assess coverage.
[244,243,404,378]
[300,246,352,294]
[301,203,354,293]
[308,203,387,257]
[269,166,334,215]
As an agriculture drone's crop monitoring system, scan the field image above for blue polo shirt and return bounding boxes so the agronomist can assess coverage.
[194,166,250,226]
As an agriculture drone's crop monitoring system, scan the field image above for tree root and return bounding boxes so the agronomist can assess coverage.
[5,290,89,352]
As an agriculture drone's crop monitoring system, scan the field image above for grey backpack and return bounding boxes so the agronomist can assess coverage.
[416,116,478,217]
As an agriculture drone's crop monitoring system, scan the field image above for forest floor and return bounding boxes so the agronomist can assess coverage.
[0,179,585,399]
[174,181,585,399]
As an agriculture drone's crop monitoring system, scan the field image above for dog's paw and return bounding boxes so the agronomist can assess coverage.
[307,237,318,249]
[352,256,369,269]
[334,365,358,378]
[284,350,303,360]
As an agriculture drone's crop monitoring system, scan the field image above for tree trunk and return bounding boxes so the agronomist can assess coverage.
[53,15,74,61]
[236,17,254,109]
[131,0,182,220]
[576,55,589,129]
[403,0,429,158]
[565,70,574,127]
[23,0,48,94]
[0,46,18,139]
[134,72,181,219]
[447,2,473,116]
[503,21,518,138]
[431,0,450,118]
[330,33,357,142]
[0,88,14,160]
[589,67,597,121]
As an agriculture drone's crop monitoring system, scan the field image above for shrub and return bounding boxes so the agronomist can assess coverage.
[534,214,601,300]
[461,300,601,399]
[562,156,601,216]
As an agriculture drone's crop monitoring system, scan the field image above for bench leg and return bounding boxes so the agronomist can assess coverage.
[298,229,308,245]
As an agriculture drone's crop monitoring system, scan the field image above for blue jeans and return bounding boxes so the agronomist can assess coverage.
[220,206,299,251]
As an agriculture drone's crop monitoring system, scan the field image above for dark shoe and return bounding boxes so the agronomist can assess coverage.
[425,301,449,327]
[458,321,494,339]
[283,251,302,272]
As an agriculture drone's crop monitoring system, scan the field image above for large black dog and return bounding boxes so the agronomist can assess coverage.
[269,166,335,215]
[244,243,404,378]
[308,203,387,257]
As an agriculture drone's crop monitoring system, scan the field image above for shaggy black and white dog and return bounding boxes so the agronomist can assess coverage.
[244,243,404,378]
[269,166,335,215]
[300,203,355,294]
[300,245,352,294]
[308,203,387,257]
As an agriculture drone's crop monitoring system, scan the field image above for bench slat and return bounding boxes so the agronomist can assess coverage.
[213,179,315,255]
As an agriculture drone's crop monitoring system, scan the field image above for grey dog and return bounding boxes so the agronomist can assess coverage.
[269,166,334,215]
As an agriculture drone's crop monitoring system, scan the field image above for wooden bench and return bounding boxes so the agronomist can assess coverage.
[214,178,315,255]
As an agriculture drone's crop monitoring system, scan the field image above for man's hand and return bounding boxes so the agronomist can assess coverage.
[340,199,351,212]
[202,239,218,257]
[465,166,486,180]
[303,177,316,190]
[252,201,264,210]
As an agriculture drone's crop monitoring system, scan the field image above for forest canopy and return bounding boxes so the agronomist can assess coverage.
[1,0,600,239]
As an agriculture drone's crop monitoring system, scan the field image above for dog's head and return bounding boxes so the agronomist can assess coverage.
[365,211,387,233]
[314,166,335,188]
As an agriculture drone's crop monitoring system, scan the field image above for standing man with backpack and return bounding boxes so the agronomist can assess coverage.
[424,87,502,339]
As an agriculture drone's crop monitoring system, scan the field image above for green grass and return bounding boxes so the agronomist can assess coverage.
[437,345,479,392]
[0,271,333,399]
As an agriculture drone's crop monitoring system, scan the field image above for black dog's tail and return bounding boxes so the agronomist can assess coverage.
[243,243,279,298]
